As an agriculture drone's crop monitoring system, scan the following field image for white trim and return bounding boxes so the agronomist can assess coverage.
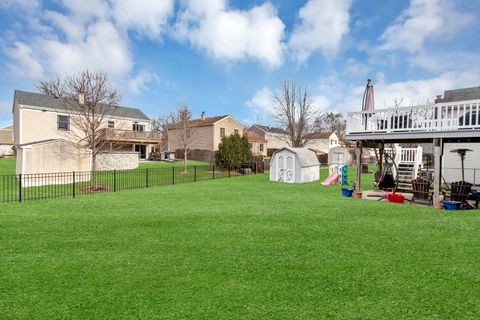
[18,106,23,145]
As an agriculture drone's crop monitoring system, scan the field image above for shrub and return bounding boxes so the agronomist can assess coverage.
[216,133,252,167]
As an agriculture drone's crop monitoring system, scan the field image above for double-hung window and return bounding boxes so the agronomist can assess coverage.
[57,115,69,131]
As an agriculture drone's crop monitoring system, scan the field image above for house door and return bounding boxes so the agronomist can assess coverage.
[135,144,147,159]
[285,155,295,183]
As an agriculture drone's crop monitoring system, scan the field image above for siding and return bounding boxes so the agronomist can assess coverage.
[212,117,244,151]
[442,143,480,184]
[168,125,214,151]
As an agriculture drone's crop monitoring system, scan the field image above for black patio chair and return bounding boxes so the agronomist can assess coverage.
[411,178,433,206]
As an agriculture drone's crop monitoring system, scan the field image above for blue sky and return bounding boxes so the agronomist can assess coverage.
[1,0,480,128]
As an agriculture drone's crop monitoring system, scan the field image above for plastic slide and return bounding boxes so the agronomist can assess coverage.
[321,173,340,186]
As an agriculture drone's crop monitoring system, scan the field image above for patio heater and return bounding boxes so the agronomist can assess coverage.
[450,148,472,182]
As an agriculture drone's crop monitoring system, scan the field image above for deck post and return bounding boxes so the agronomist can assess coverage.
[379,142,384,174]
[355,141,362,192]
[433,138,443,206]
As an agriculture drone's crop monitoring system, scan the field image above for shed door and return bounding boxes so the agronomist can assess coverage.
[285,155,295,183]
[277,155,285,181]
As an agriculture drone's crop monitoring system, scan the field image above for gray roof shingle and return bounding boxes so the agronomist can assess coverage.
[444,86,480,102]
[14,90,150,121]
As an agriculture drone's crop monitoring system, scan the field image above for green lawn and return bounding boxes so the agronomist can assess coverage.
[1,173,479,319]
[0,156,15,174]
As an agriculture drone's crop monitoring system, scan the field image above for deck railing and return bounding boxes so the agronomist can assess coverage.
[346,99,480,135]
[100,128,162,142]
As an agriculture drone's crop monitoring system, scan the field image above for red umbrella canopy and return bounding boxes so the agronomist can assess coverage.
[362,79,374,111]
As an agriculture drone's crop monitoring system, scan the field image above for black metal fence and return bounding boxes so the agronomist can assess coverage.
[1,162,266,203]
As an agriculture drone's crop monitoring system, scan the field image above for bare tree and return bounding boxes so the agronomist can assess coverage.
[314,112,346,139]
[273,80,317,147]
[171,103,194,173]
[151,113,175,156]
[38,71,120,184]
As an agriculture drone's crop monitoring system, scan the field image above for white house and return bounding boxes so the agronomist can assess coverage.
[270,148,320,183]
[248,124,289,152]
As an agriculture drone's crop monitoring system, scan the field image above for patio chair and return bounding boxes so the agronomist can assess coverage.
[411,178,433,206]
[444,181,473,209]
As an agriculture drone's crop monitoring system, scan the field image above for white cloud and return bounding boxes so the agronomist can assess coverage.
[174,0,285,68]
[5,41,44,78]
[289,0,352,63]
[379,0,475,52]
[42,20,132,78]
[0,100,12,127]
[128,70,159,94]
[344,58,369,77]
[246,87,275,118]
[112,0,174,38]
[340,71,480,113]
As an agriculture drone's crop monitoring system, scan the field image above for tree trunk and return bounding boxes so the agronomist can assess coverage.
[91,153,97,187]
[183,147,188,173]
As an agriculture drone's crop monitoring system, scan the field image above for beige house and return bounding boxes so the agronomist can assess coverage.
[245,131,267,157]
[168,113,244,162]
[305,131,340,153]
[0,125,14,156]
[248,124,289,155]
[12,90,161,173]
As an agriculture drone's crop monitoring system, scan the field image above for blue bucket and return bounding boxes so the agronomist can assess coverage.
[341,188,354,197]
[443,201,462,210]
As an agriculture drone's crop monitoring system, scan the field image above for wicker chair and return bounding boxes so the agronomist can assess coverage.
[411,178,432,206]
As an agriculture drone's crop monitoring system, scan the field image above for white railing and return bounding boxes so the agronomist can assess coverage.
[385,145,423,179]
[346,99,480,134]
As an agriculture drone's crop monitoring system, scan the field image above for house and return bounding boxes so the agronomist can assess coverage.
[434,86,480,184]
[245,131,267,157]
[167,113,244,162]
[305,131,340,153]
[270,148,320,183]
[13,90,160,159]
[0,125,14,156]
[248,124,289,155]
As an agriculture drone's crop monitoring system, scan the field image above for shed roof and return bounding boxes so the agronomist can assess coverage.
[273,147,320,167]
[14,90,150,121]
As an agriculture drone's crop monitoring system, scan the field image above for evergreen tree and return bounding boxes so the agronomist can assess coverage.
[216,132,252,167]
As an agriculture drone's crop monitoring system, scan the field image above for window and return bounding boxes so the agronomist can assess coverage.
[259,144,264,152]
[220,127,225,137]
[57,115,69,131]
[108,121,115,128]
[234,129,239,134]
[133,123,145,132]
[249,143,253,149]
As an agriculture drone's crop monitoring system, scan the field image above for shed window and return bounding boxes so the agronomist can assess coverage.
[57,115,69,131]
[220,127,225,137]
[108,121,115,128]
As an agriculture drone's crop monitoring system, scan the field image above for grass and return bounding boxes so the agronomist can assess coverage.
[1,172,480,319]
[0,156,15,174]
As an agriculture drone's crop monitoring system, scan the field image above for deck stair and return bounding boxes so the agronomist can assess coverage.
[384,145,423,192]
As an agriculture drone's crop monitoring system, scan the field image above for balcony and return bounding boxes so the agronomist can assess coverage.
[100,128,161,143]
[346,99,480,141]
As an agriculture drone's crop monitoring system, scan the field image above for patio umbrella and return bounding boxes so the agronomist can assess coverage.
[361,79,374,130]
[450,148,473,181]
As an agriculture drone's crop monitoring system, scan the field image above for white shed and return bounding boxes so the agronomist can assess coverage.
[328,146,355,166]
[270,148,320,183]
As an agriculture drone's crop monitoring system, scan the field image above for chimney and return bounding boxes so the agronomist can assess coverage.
[434,95,444,104]
[201,111,206,120]
[78,92,85,105]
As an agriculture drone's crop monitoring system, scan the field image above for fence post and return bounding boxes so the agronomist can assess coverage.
[18,173,22,203]
[146,168,149,188]
[72,171,76,198]
[172,167,175,185]
[213,164,215,180]
[228,165,231,178]
[194,165,197,182]
[114,170,117,192]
